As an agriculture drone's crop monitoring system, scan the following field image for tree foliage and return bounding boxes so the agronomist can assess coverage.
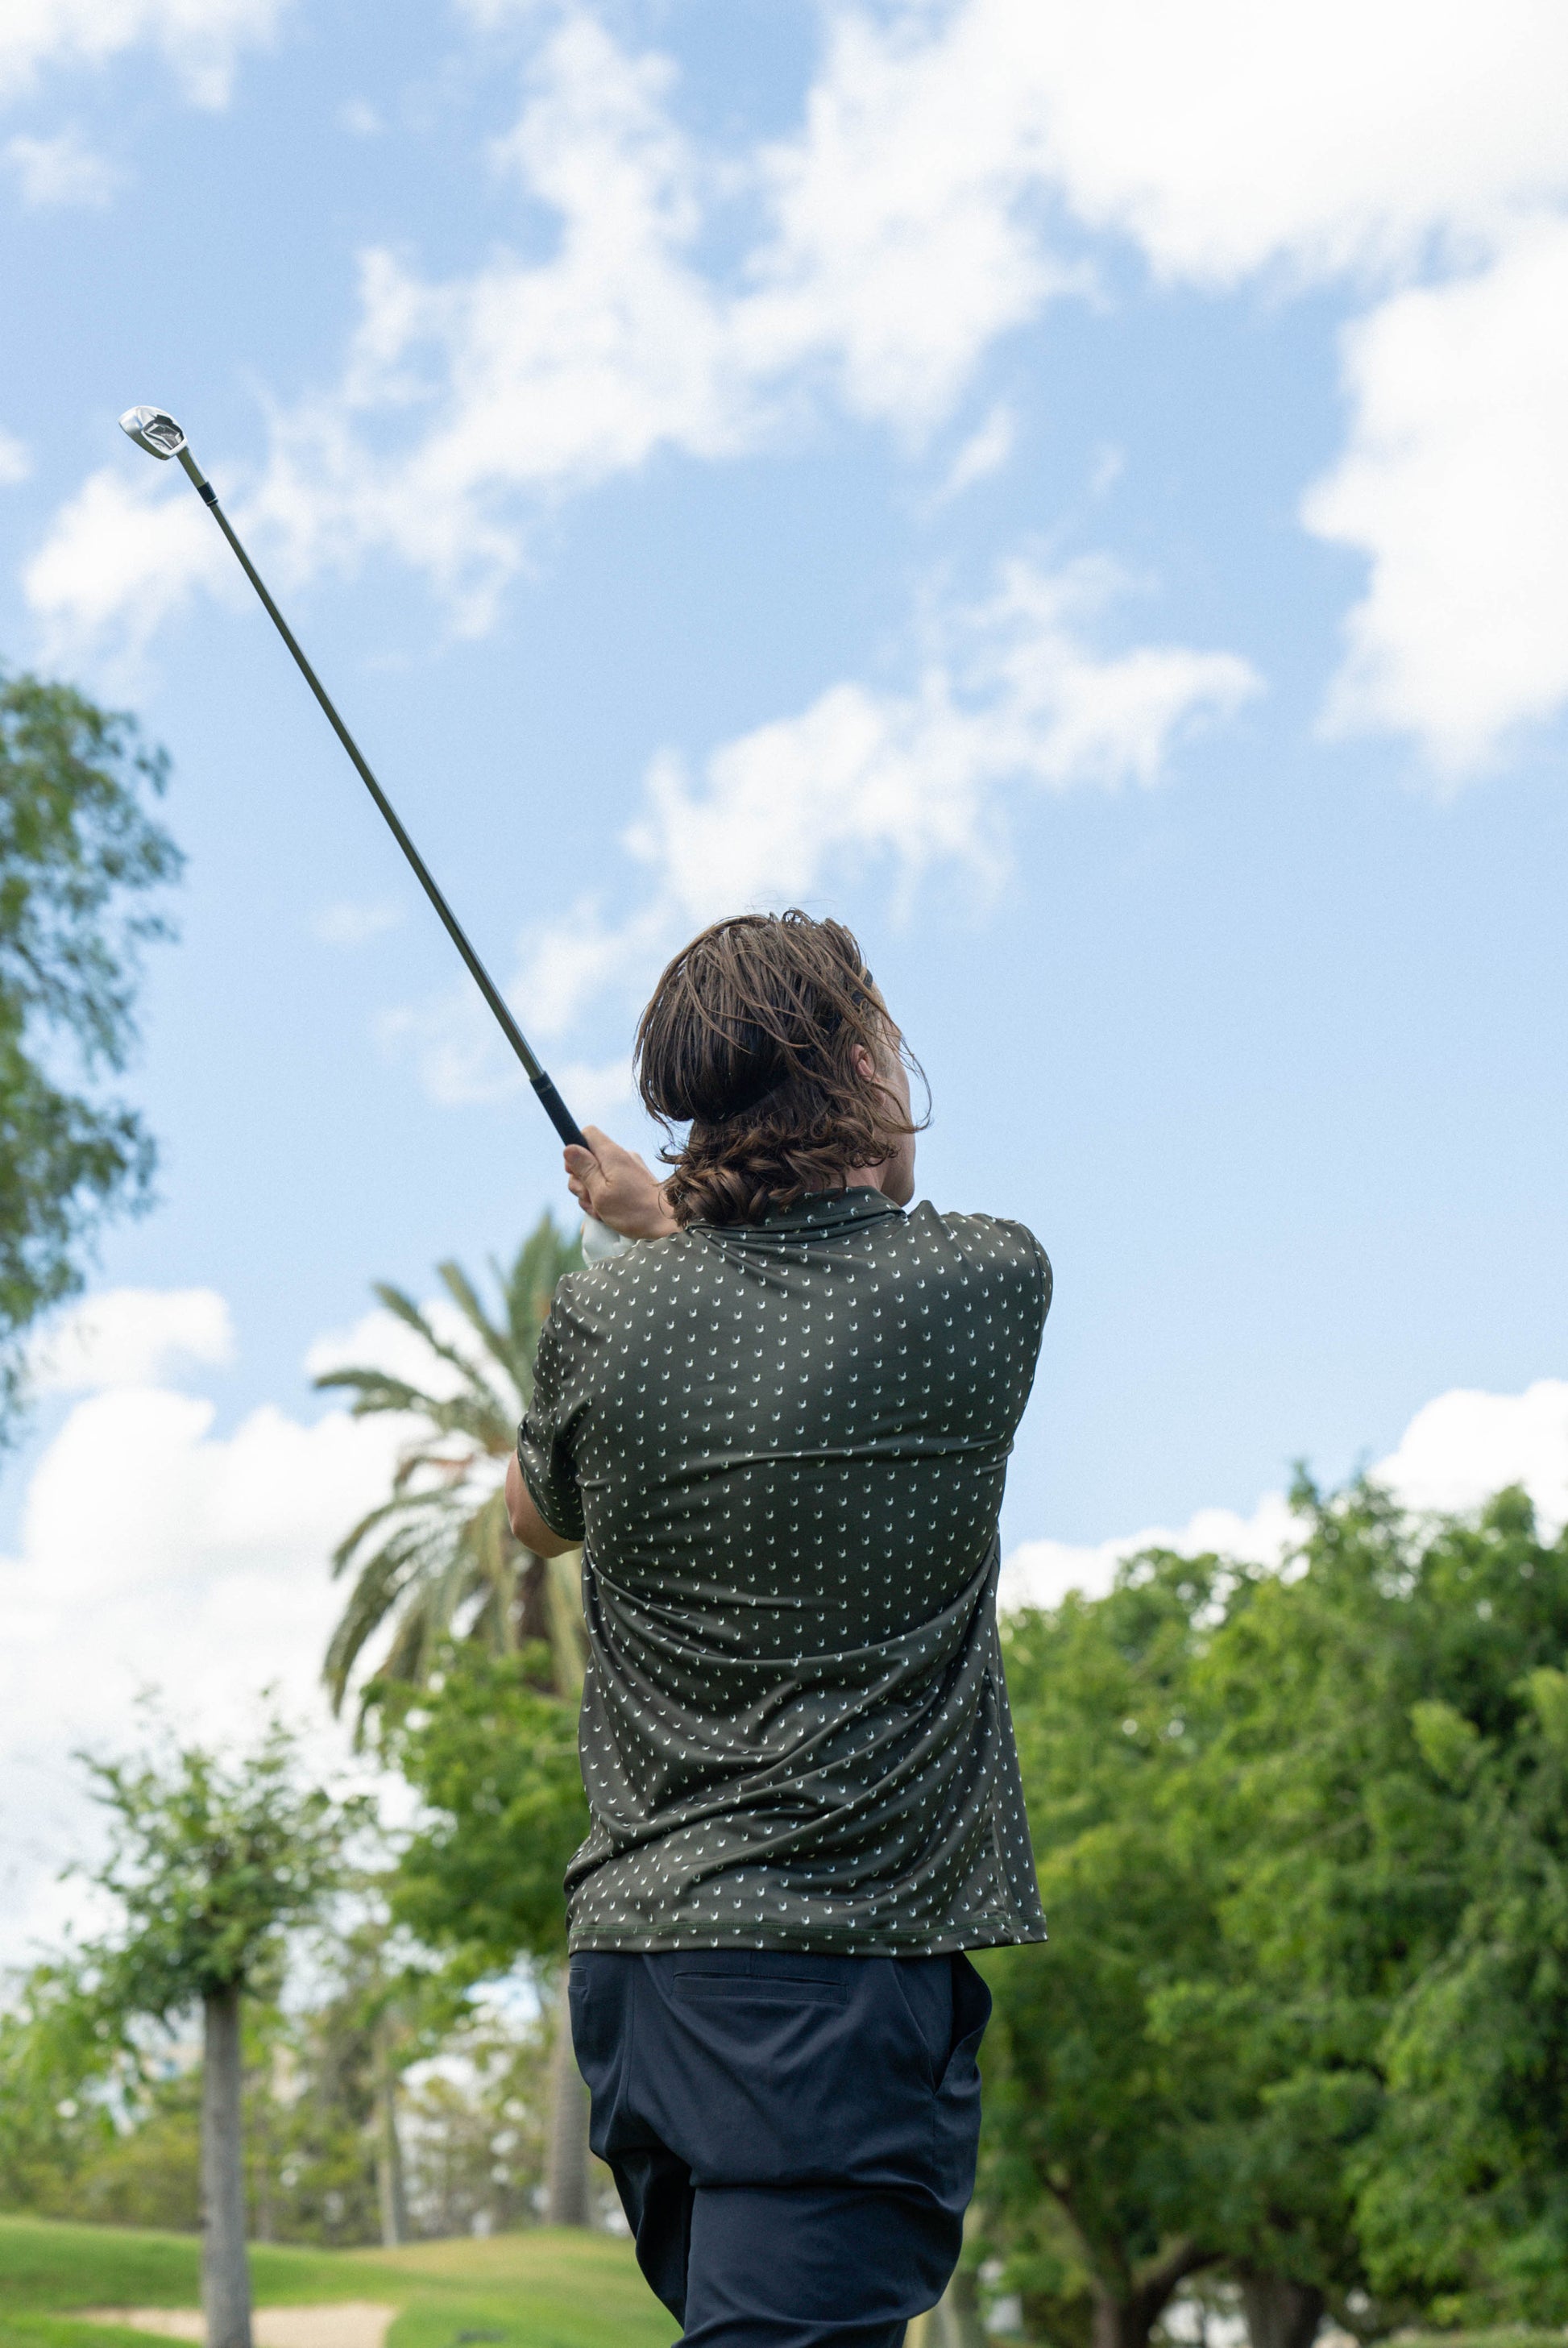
[0,1910,558,2245]
[383,1647,590,1972]
[979,1554,1230,2348]
[981,1478,1568,2346]
[317,1214,583,1724]
[69,1717,363,2022]
[0,669,180,1437]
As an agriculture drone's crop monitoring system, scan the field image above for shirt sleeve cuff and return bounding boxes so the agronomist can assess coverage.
[516,1433,586,1544]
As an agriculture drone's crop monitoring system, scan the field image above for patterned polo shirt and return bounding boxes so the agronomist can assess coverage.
[517,1186,1051,1955]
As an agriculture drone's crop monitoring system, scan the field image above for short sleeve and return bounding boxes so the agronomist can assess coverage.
[981,1211,1052,1342]
[516,1306,586,1545]
[1022,1227,1052,1326]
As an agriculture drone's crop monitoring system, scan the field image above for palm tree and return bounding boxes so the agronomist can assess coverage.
[317,1212,585,1724]
[317,1211,594,2228]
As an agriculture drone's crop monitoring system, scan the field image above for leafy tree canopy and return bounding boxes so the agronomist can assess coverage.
[383,1647,589,1973]
[978,1482,1568,2347]
[0,669,180,1438]
[64,1715,367,2032]
[980,1551,1231,2348]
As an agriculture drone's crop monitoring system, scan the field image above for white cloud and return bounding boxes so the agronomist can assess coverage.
[29,0,1568,765]
[377,553,1254,1105]
[1002,1376,1568,1612]
[1305,222,1568,771]
[0,425,30,486]
[23,463,235,674]
[740,15,1072,434]
[504,554,1258,1039]
[5,126,119,205]
[0,0,288,109]
[1002,1491,1296,1614]
[935,404,1017,503]
[1377,1377,1568,1526]
[31,1286,234,1392]
[242,15,746,629]
[375,954,637,1124]
[778,0,1568,297]
[0,1313,410,1961]
[755,0,1568,766]
[313,897,404,948]
[19,7,1062,652]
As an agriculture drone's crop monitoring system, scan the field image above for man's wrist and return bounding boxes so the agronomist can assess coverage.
[624,1197,679,1240]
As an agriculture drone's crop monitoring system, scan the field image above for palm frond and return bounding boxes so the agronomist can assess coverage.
[321,1210,587,1719]
[313,1365,450,1417]
[438,1259,520,1394]
[372,1279,513,1406]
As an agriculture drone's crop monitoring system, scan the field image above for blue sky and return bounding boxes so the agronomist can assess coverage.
[3,0,1568,1938]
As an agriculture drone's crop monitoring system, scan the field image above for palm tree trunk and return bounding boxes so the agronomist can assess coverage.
[201,1985,254,2348]
[373,2015,410,2246]
[545,1984,591,2226]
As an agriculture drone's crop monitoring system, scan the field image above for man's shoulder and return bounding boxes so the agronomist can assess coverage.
[551,1230,710,1315]
[904,1202,1052,1313]
[909,1200,1048,1263]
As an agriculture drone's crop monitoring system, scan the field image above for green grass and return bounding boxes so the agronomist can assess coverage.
[0,2217,671,2348]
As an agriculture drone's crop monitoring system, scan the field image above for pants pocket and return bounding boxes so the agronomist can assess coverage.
[888,1955,956,2087]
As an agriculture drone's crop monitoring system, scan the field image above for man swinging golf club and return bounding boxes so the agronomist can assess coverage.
[116,408,1049,2348]
[505,911,1051,2348]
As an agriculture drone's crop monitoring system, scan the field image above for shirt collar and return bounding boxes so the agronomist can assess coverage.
[749,1186,903,1234]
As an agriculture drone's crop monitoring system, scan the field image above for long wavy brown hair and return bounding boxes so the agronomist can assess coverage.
[636,911,924,1227]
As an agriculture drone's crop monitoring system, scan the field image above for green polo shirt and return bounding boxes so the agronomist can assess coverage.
[518,1187,1051,1955]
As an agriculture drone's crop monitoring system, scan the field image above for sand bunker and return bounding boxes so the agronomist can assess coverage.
[81,2306,397,2348]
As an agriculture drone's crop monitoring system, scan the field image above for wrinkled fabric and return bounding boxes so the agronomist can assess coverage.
[519,1188,1050,1954]
[570,1945,993,2346]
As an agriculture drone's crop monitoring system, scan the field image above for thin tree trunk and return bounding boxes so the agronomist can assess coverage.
[1089,2243,1217,2348]
[201,1985,253,2348]
[911,2267,987,2348]
[1238,2274,1324,2348]
[545,1984,591,2226]
[373,2016,410,2247]
[248,2087,275,2246]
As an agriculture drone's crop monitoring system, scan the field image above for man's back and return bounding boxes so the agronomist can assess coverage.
[520,1186,1051,1954]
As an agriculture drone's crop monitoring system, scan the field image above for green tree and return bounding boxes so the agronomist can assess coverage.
[979,1554,1233,2348]
[1183,1478,1568,2337]
[381,1645,592,2227]
[1362,1496,1568,2325]
[396,1999,556,2238]
[320,1213,593,2224]
[0,668,180,1439]
[54,1719,364,2347]
[317,1213,583,1722]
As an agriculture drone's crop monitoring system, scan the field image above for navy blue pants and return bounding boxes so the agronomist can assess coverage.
[568,1948,992,2348]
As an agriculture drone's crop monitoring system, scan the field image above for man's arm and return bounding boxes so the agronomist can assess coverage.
[505,1452,578,1558]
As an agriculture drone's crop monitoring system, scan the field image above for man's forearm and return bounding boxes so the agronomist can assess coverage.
[504,1453,578,1557]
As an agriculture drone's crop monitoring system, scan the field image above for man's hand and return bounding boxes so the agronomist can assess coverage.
[565,1124,679,1240]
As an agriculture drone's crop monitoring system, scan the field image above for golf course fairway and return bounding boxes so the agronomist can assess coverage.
[0,2217,671,2348]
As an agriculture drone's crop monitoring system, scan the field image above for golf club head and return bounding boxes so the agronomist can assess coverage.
[118,406,187,460]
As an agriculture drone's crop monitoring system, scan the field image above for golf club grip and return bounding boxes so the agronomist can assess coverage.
[192,480,589,1151]
[532,1072,589,1151]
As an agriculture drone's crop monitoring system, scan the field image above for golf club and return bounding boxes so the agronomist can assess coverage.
[118,404,590,1158]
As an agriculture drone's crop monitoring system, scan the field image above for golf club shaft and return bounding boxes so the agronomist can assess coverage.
[173,446,587,1152]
